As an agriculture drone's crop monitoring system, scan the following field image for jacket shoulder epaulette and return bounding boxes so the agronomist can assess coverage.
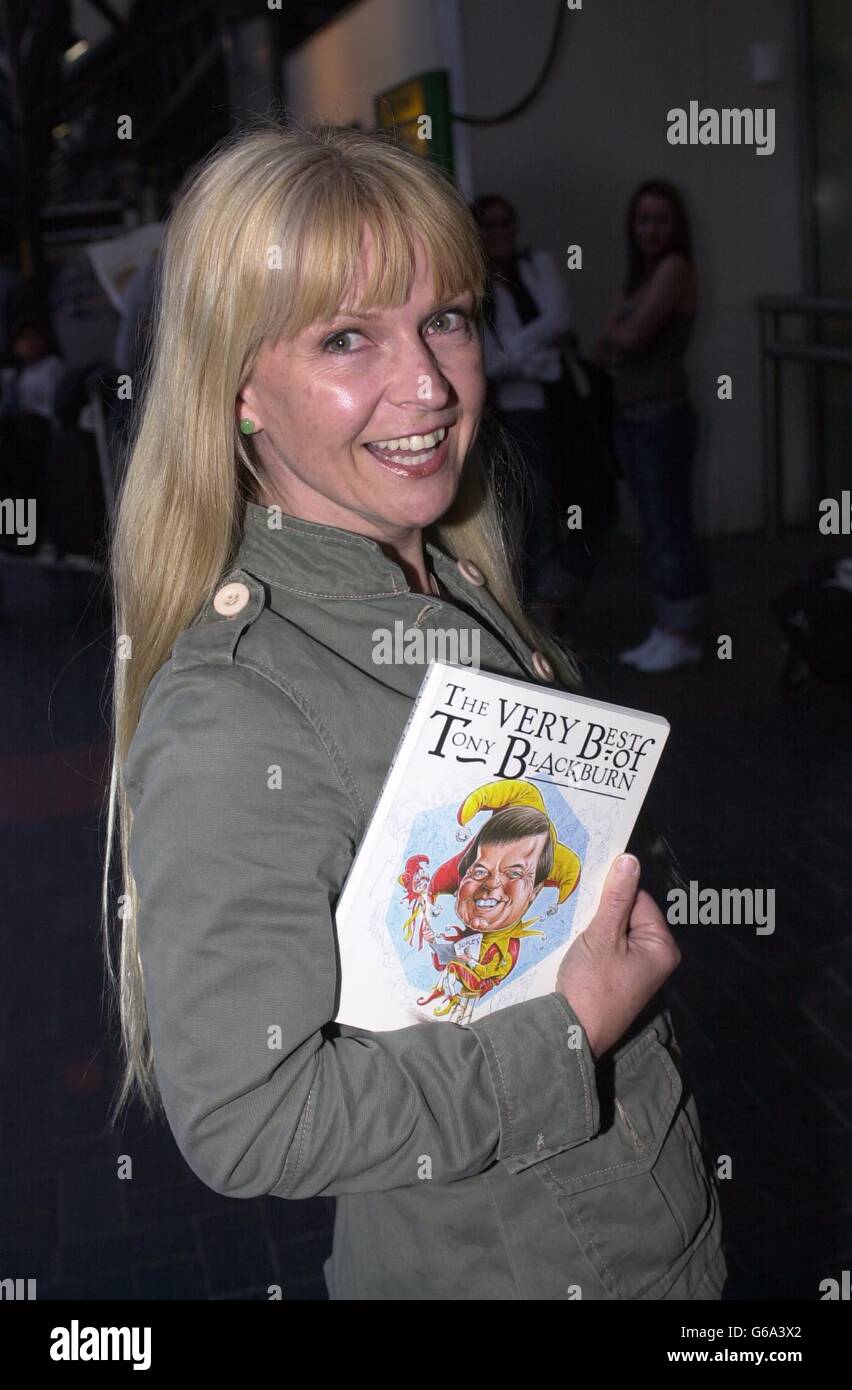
[171,568,267,672]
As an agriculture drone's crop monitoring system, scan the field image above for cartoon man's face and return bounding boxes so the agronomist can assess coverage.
[456,832,550,933]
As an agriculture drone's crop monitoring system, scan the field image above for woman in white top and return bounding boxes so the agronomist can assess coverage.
[11,316,65,420]
[472,196,577,631]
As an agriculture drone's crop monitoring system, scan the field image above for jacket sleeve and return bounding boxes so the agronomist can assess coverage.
[124,660,600,1200]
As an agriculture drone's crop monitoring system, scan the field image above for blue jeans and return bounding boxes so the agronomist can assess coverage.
[613,400,708,630]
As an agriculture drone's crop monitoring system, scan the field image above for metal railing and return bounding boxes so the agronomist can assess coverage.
[758,294,852,532]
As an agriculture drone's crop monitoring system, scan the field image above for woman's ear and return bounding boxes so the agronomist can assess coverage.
[235,384,264,435]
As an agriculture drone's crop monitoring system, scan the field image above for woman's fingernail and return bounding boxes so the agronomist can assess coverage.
[614,854,639,877]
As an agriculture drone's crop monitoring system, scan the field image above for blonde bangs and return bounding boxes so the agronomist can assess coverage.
[243,149,488,352]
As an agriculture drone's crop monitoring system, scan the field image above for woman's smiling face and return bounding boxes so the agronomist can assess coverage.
[238,225,486,542]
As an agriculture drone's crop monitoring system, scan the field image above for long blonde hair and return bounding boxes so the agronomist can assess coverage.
[104,116,679,1126]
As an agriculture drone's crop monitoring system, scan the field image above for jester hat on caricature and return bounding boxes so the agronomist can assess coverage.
[427,779,581,916]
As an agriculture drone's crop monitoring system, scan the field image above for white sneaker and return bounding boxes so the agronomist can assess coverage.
[634,629,702,672]
[618,627,666,665]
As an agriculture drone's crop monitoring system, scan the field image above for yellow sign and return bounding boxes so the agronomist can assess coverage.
[374,70,453,175]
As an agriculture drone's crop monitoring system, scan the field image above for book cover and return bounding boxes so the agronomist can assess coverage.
[333,660,670,1031]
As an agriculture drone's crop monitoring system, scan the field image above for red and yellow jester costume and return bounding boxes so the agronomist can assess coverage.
[418,780,581,1019]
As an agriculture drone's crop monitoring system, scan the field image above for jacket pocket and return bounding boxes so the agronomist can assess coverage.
[534,1027,715,1299]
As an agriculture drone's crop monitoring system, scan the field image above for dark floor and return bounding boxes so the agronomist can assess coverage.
[578,524,852,1300]
[2,525,850,1300]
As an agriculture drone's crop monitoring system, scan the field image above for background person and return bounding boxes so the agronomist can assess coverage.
[593,178,709,673]
[9,314,65,421]
[0,315,65,552]
[471,194,579,631]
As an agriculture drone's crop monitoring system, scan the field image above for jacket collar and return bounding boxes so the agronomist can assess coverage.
[236,501,463,600]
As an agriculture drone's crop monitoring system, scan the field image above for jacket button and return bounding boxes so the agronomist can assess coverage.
[213,581,251,616]
[457,558,485,586]
[531,650,555,682]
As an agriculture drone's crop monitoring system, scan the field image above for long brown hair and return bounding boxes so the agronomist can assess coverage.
[624,178,694,294]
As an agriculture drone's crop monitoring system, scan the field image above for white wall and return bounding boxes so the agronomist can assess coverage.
[283,0,810,534]
[460,0,807,534]
[283,0,442,128]
[282,0,475,189]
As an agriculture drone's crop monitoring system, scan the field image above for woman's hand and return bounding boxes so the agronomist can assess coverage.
[555,855,681,1058]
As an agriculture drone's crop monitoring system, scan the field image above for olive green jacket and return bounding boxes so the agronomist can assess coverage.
[125,501,727,1300]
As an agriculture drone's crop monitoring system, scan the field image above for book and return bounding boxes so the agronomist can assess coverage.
[333,660,670,1031]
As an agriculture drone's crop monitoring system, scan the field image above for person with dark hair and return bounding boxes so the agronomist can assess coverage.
[0,315,65,549]
[471,194,577,631]
[593,179,709,673]
[9,315,65,420]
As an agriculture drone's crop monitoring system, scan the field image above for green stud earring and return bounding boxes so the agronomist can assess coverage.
[240,419,255,435]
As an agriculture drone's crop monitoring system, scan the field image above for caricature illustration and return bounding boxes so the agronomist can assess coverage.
[397,779,582,1023]
[335,663,668,1034]
[398,854,432,949]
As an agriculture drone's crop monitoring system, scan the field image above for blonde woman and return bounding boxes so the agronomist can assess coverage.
[104,120,726,1301]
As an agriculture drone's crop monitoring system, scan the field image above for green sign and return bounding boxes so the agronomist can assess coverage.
[374,70,453,177]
